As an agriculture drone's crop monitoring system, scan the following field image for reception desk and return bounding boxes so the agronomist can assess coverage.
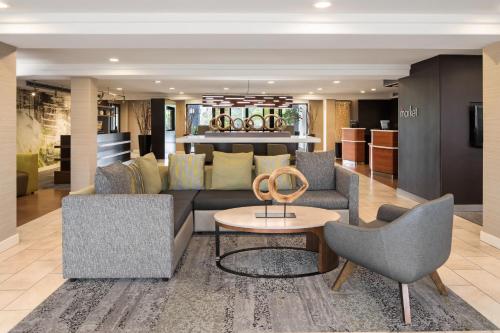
[369,130,398,177]
[341,128,366,164]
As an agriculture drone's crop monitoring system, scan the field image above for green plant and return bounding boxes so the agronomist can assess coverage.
[282,108,301,126]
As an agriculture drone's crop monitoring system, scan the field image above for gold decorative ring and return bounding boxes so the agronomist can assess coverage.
[252,174,273,201]
[232,118,244,131]
[246,114,265,131]
[214,114,233,132]
[268,166,309,204]
[264,114,283,132]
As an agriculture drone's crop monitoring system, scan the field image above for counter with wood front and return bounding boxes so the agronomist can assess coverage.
[369,130,398,177]
[341,128,366,164]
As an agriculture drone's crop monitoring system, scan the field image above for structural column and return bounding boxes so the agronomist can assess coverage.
[175,100,186,152]
[70,78,98,191]
[151,98,166,159]
[0,42,17,251]
[481,43,500,249]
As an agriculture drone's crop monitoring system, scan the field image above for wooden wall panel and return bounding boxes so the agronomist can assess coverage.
[175,100,187,152]
[308,100,324,151]
[482,44,500,246]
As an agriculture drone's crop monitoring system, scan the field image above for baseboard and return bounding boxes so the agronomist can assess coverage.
[396,188,427,203]
[0,233,19,253]
[454,205,483,212]
[480,231,500,250]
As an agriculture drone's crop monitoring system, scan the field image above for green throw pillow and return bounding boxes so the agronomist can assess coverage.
[137,152,162,194]
[211,151,253,190]
[168,154,206,190]
[254,154,293,191]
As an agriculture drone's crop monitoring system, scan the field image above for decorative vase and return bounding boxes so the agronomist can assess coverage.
[138,134,152,156]
[307,133,316,152]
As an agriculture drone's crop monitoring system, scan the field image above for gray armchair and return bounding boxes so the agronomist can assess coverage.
[324,194,454,324]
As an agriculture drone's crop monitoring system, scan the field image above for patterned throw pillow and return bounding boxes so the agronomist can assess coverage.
[254,154,293,191]
[168,154,206,190]
[137,153,163,194]
[94,162,133,194]
[211,151,253,190]
[127,159,145,194]
[296,150,336,190]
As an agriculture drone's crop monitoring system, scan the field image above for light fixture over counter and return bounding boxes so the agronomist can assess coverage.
[202,95,293,108]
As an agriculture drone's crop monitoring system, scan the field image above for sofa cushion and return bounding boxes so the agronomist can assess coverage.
[211,151,253,190]
[137,153,162,194]
[194,190,265,210]
[161,190,199,202]
[161,190,198,236]
[168,153,205,190]
[94,162,133,194]
[296,150,336,190]
[273,190,348,210]
[127,159,145,194]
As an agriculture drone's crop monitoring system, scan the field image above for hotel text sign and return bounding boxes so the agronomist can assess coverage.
[400,105,418,118]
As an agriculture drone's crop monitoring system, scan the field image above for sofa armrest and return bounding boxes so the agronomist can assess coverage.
[335,166,359,225]
[62,194,175,279]
[377,204,410,222]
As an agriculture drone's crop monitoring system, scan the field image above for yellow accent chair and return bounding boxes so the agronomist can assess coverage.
[16,153,39,194]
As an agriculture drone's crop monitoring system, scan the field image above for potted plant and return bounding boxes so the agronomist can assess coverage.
[131,100,152,156]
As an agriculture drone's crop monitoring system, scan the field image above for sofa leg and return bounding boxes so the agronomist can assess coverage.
[161,278,169,282]
[399,283,412,325]
[332,261,356,291]
[429,271,448,296]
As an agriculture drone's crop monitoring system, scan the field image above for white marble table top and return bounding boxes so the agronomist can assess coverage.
[214,205,341,231]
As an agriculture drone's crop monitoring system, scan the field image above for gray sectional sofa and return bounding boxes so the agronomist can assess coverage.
[62,163,359,279]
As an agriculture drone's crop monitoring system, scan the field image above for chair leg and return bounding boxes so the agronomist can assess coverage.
[399,283,412,325]
[429,271,448,296]
[332,261,356,291]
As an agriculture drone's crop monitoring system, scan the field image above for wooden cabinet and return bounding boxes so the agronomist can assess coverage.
[370,130,398,176]
[341,128,366,163]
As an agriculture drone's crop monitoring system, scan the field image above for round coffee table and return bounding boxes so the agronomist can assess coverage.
[214,205,341,278]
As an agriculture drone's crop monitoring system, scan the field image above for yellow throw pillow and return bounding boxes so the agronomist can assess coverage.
[211,151,253,190]
[137,153,162,194]
[254,154,293,191]
[168,154,206,190]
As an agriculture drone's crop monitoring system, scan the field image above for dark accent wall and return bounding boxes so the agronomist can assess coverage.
[357,98,399,162]
[398,55,483,204]
[151,98,165,159]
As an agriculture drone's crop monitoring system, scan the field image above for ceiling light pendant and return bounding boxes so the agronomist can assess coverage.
[314,1,331,9]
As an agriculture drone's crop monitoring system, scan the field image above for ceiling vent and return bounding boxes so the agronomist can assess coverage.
[383,79,399,88]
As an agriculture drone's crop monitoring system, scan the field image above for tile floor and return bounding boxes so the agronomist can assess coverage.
[1,172,500,333]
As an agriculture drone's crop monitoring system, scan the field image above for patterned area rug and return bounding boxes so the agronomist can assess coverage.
[12,234,497,333]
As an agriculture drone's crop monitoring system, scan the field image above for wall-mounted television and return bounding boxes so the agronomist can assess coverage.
[469,102,483,148]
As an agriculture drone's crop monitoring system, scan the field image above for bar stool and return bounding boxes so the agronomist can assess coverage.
[232,144,254,154]
[194,143,215,164]
[267,144,288,156]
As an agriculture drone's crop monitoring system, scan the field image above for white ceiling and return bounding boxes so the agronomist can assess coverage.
[4,0,500,14]
[2,0,494,96]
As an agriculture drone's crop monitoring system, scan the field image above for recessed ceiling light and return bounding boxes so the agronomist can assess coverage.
[109,58,119,62]
[333,80,341,84]
[261,91,266,95]
[31,91,36,96]
[0,2,10,9]
[179,91,185,95]
[154,80,161,84]
[116,87,123,91]
[317,87,323,91]
[360,90,366,94]
[169,87,175,90]
[371,88,377,91]
[308,91,314,95]
[267,81,275,84]
[223,87,229,90]
[314,1,331,9]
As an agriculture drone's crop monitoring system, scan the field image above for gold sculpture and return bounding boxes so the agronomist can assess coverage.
[252,166,309,218]
[208,114,288,132]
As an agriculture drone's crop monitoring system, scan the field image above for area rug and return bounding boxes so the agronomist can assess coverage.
[11,234,497,333]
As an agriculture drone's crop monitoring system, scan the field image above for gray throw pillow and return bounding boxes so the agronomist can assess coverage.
[296,150,336,190]
[94,162,133,194]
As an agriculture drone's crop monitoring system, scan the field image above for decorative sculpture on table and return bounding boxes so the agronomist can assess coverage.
[208,114,289,132]
[252,166,309,218]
